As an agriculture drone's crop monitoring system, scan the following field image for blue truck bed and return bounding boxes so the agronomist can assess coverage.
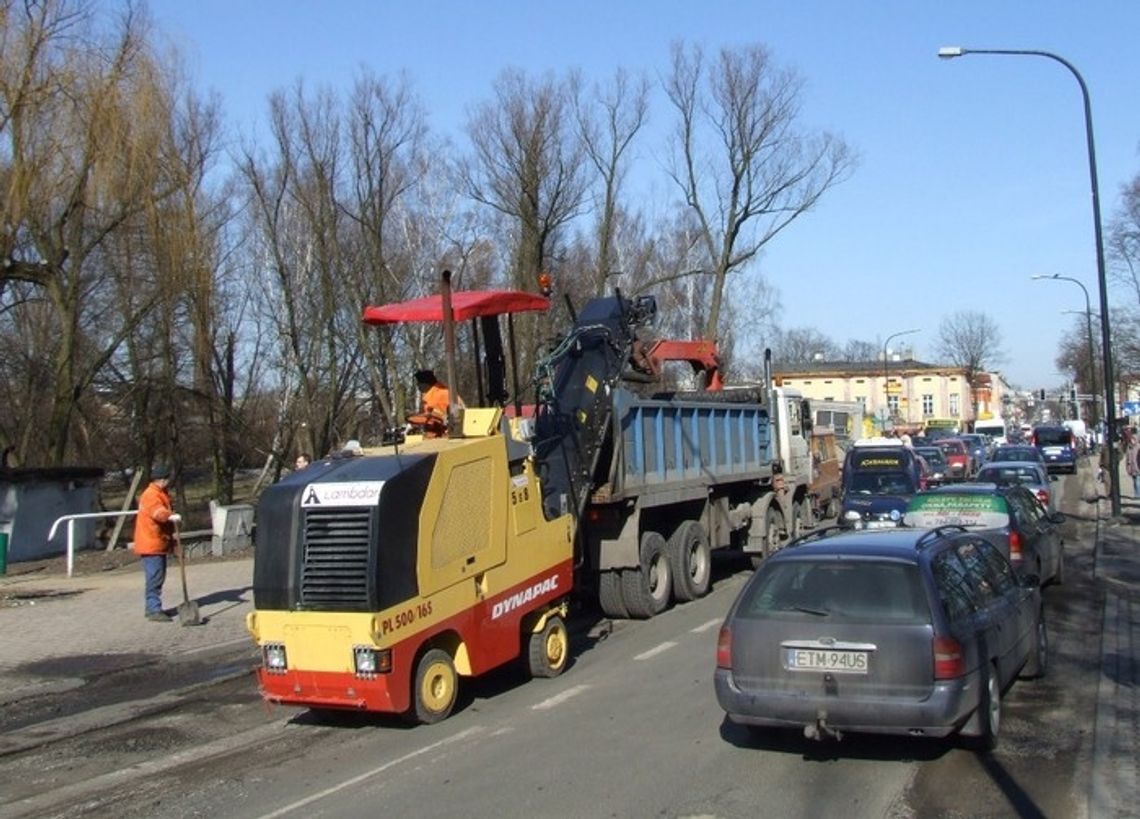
[603,388,775,503]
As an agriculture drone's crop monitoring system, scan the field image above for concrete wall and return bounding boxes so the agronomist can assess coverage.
[0,470,103,562]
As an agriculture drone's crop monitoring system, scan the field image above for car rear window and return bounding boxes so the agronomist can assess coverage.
[1035,429,1072,446]
[736,560,930,624]
[977,466,1042,485]
[904,492,1010,528]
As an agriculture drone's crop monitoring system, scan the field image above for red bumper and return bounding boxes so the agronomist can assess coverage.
[257,668,407,714]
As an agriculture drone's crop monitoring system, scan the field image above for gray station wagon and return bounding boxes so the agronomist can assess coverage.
[715,526,1046,750]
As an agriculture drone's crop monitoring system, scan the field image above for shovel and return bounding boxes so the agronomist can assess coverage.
[174,522,204,627]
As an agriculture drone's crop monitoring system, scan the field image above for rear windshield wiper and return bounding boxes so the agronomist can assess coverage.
[789,605,830,616]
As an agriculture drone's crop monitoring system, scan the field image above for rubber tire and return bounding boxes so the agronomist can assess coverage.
[527,615,569,678]
[1052,546,1065,586]
[621,531,672,619]
[598,569,629,618]
[799,499,816,533]
[789,501,805,541]
[1020,609,1049,680]
[763,507,784,558]
[411,648,458,725]
[825,497,841,520]
[668,520,712,602]
[973,663,1001,751]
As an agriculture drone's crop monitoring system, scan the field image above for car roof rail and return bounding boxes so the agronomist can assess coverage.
[915,525,968,550]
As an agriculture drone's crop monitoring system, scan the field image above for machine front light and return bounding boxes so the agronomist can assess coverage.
[263,643,287,673]
[354,646,392,677]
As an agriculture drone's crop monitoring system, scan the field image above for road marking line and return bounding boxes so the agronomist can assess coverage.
[532,684,590,710]
[691,618,721,634]
[634,641,678,660]
[255,726,484,819]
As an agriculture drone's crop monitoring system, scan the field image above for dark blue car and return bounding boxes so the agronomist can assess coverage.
[1032,425,1077,475]
[840,445,924,529]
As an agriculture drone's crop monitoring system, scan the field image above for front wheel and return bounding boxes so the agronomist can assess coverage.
[411,648,458,725]
[527,614,569,678]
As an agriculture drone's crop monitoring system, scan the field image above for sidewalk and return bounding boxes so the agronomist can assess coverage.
[1087,461,1140,819]
[0,552,255,706]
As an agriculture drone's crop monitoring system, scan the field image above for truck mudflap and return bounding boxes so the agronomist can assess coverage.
[249,559,575,716]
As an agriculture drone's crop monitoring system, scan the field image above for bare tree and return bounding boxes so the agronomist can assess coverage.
[461,69,588,287]
[936,311,1005,414]
[772,327,840,365]
[571,67,649,295]
[1108,169,1140,304]
[842,339,881,362]
[663,42,856,341]
[0,0,214,466]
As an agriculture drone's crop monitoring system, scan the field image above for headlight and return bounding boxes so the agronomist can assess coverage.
[889,509,902,522]
[262,643,287,674]
[353,646,392,677]
[843,510,862,521]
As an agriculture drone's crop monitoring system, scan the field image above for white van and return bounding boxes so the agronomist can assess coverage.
[974,418,1008,446]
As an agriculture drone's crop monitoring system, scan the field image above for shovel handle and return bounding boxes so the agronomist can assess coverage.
[174,520,191,603]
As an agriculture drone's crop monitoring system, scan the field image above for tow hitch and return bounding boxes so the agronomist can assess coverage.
[803,711,843,741]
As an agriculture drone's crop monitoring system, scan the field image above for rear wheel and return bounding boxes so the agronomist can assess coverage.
[527,614,569,678]
[972,662,1002,751]
[621,531,672,619]
[799,498,816,532]
[668,520,712,602]
[597,570,629,618]
[411,648,458,725]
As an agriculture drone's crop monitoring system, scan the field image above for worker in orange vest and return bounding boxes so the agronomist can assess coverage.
[132,464,182,622]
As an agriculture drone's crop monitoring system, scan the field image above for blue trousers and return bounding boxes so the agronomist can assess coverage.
[141,554,168,614]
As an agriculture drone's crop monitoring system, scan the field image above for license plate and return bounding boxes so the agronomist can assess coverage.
[784,648,869,674]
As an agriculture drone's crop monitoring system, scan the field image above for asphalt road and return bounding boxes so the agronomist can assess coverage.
[0,472,1103,819]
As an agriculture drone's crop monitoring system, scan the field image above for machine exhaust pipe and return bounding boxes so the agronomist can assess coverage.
[440,270,463,437]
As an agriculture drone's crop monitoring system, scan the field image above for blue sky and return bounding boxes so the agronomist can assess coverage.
[151,1,1140,391]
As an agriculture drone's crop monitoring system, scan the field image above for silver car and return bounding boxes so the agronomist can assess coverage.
[975,461,1058,512]
[715,527,1045,750]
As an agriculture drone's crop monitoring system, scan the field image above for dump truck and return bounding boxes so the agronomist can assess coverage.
[246,275,812,722]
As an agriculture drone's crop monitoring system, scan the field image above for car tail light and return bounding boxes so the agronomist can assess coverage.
[716,625,732,669]
[1036,489,1050,507]
[933,636,965,679]
[1009,530,1023,564]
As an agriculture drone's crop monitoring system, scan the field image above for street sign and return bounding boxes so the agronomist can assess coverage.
[1123,401,1140,416]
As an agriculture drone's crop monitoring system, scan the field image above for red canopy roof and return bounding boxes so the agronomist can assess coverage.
[362,290,550,325]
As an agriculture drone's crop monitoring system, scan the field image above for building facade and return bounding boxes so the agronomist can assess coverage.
[773,359,1014,433]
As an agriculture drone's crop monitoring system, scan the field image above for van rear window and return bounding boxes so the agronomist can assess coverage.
[1035,429,1071,446]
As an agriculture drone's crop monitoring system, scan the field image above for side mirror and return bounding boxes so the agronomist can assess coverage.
[1049,512,1066,525]
[1020,573,1041,589]
[1049,475,1058,482]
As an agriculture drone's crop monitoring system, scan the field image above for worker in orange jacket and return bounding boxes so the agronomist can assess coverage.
[413,369,451,437]
[133,464,182,622]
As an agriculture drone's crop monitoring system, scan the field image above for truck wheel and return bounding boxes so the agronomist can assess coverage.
[527,614,569,678]
[621,531,672,619]
[598,570,629,618]
[789,501,805,540]
[411,648,458,725]
[799,499,816,532]
[668,520,711,602]
[763,507,784,558]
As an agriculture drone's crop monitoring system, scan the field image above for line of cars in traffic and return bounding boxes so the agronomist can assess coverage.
[715,424,1073,751]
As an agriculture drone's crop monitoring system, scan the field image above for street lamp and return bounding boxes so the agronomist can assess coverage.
[939,46,1120,516]
[1033,274,1098,428]
[884,329,920,427]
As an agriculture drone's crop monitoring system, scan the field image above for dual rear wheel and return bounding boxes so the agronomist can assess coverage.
[598,522,713,619]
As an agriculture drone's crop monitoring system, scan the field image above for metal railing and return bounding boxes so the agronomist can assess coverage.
[48,511,137,578]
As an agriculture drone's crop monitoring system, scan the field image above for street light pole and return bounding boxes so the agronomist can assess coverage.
[883,328,920,428]
[1033,274,1099,428]
[939,46,1120,517]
